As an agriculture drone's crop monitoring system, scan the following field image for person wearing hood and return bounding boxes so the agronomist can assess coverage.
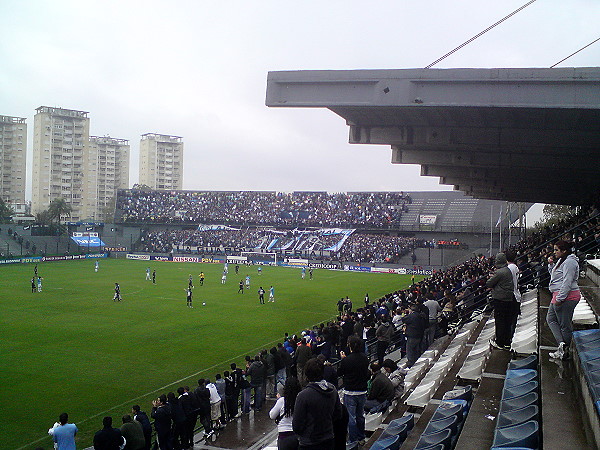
[375,314,394,365]
[486,252,517,351]
[547,240,581,360]
[292,358,343,449]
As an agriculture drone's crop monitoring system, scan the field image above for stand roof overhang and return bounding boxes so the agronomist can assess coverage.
[266,67,600,205]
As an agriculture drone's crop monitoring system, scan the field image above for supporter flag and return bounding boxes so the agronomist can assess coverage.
[495,207,502,227]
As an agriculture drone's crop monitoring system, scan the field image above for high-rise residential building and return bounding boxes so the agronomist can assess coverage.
[85,136,130,221]
[0,115,27,205]
[32,106,90,221]
[139,133,183,190]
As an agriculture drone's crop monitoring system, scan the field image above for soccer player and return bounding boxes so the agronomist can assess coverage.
[188,274,194,289]
[146,267,151,281]
[235,264,239,274]
[257,266,262,275]
[223,262,228,274]
[34,264,38,276]
[31,277,36,293]
[269,286,275,302]
[309,268,313,280]
[238,280,244,294]
[95,260,99,272]
[37,276,43,292]
[245,275,250,289]
[114,283,122,302]
[221,273,227,284]
[258,287,265,304]
[185,287,193,308]
[199,272,205,286]
[301,267,306,279]
[152,270,156,284]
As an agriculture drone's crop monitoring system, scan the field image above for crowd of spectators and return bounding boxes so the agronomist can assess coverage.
[137,227,430,264]
[116,190,412,228]
[48,205,599,449]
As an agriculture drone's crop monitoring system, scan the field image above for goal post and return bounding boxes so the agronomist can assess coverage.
[240,251,278,265]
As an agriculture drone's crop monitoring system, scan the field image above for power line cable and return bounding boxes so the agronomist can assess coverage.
[425,0,537,69]
[550,37,600,68]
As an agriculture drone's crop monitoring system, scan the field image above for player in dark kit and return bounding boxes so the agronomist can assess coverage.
[152,270,156,284]
[238,280,244,294]
[258,287,265,304]
[114,283,122,301]
[185,287,193,308]
[31,277,36,293]
[188,274,194,289]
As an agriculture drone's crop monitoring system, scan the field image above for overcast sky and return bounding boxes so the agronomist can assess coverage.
[1,0,598,211]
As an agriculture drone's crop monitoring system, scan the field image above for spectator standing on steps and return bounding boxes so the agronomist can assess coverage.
[337,335,370,448]
[547,240,581,360]
[486,253,517,351]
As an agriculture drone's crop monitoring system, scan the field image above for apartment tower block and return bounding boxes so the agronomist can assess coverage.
[86,136,130,221]
[0,115,27,205]
[139,133,183,190]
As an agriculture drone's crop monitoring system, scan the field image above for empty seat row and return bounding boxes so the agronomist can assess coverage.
[572,329,600,416]
[491,355,540,449]
[370,413,415,450]
[511,291,538,355]
[406,321,478,407]
[413,385,473,449]
[573,294,597,326]
[457,317,496,381]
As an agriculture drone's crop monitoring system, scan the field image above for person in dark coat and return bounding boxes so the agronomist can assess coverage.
[120,414,146,450]
[151,394,173,450]
[93,416,125,450]
[402,304,427,367]
[132,405,152,450]
[292,358,343,449]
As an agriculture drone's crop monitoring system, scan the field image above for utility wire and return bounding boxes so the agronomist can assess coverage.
[425,0,537,69]
[550,37,600,67]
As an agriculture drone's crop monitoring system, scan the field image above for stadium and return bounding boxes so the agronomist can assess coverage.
[3,4,600,450]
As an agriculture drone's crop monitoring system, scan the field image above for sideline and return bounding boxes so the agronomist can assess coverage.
[17,314,336,450]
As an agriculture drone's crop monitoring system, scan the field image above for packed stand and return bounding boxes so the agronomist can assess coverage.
[116,189,412,228]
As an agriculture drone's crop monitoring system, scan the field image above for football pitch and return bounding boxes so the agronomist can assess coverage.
[1,258,420,449]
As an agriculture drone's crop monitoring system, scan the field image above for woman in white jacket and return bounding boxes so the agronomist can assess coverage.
[546,240,581,360]
[269,376,301,449]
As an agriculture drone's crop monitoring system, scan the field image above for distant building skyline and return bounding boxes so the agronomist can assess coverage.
[139,133,183,190]
[0,115,27,206]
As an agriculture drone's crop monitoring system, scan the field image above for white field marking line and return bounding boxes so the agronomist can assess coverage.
[17,312,326,450]
[18,305,338,449]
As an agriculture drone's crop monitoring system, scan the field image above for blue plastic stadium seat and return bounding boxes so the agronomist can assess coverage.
[415,445,445,450]
[578,349,600,362]
[583,358,600,374]
[414,428,452,450]
[502,381,539,401]
[430,402,463,423]
[491,447,535,450]
[499,392,538,415]
[504,371,538,389]
[441,385,473,403]
[492,420,539,449]
[505,369,538,381]
[423,414,459,437]
[585,370,600,400]
[575,341,600,354]
[439,399,469,418]
[596,400,600,417]
[497,404,539,428]
[387,413,415,432]
[378,422,407,443]
[508,354,538,370]
[370,434,400,450]
[572,329,600,344]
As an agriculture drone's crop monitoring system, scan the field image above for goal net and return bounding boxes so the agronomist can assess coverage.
[240,251,278,265]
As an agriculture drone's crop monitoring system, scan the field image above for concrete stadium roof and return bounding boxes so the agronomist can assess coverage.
[266,67,600,206]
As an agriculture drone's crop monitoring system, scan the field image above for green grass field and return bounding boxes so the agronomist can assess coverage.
[1,258,420,449]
